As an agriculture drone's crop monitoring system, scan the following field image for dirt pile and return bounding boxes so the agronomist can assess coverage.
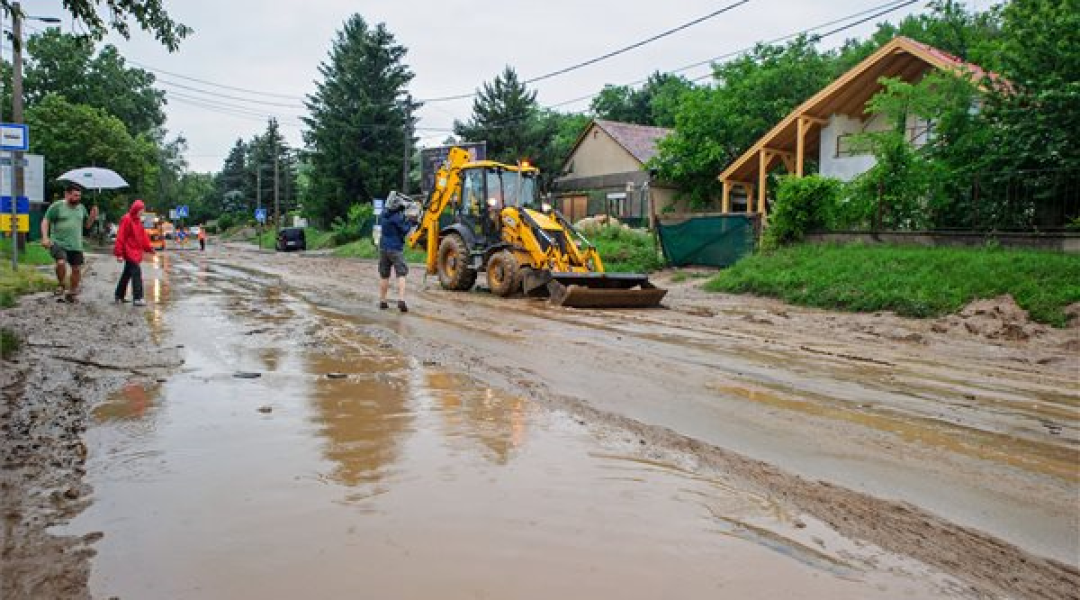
[928,295,1045,341]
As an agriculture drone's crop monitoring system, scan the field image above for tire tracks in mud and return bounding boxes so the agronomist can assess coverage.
[225,248,1079,600]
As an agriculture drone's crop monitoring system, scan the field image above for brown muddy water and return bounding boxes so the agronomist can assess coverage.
[60,256,972,599]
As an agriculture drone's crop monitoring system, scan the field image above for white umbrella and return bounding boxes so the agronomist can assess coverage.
[57,167,129,190]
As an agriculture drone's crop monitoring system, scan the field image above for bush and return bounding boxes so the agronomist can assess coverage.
[331,203,375,245]
[765,175,843,248]
[217,213,236,231]
[590,225,665,273]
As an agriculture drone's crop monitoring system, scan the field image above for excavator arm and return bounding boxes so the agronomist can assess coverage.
[407,146,473,275]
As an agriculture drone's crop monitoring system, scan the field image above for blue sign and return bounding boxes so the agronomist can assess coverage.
[176,205,189,218]
[0,196,29,213]
[373,198,384,216]
[0,124,28,151]
[255,208,267,223]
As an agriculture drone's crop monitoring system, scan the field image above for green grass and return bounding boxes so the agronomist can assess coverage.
[588,226,665,274]
[706,243,1080,326]
[0,239,53,266]
[0,262,54,308]
[0,327,19,359]
[333,238,426,263]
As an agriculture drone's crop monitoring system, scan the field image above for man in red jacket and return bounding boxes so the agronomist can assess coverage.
[113,199,155,306]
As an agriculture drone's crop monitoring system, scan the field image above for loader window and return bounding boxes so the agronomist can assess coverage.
[463,170,484,215]
[488,169,538,209]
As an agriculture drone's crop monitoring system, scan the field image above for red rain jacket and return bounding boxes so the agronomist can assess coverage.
[113,199,154,263]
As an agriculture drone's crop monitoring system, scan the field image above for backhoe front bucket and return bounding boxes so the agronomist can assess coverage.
[545,272,667,309]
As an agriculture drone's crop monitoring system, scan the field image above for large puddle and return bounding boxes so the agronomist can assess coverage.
[64,254,970,599]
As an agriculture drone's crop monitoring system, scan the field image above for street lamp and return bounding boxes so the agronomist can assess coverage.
[3,3,60,269]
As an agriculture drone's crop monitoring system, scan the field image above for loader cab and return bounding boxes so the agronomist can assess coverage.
[457,165,540,243]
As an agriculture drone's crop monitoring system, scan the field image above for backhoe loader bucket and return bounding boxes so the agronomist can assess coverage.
[538,272,667,309]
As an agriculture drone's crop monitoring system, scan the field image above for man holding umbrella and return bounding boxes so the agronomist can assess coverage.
[41,182,97,303]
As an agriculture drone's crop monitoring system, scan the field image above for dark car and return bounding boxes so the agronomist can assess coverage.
[276,227,306,252]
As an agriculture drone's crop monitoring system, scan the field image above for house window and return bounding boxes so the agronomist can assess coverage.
[606,192,626,217]
[836,133,869,158]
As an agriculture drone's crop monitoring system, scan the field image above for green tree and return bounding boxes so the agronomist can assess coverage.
[454,66,545,164]
[302,15,418,226]
[214,139,250,214]
[835,1,1004,74]
[248,119,298,225]
[590,72,694,127]
[651,37,834,207]
[2,0,192,51]
[986,0,1080,172]
[25,30,167,136]
[26,94,156,220]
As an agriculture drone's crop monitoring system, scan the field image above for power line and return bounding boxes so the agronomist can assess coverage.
[545,0,921,109]
[157,78,306,109]
[421,0,751,103]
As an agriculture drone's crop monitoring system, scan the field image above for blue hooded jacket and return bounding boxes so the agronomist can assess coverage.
[379,209,410,252]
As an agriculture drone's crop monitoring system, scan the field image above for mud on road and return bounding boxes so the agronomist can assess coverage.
[2,245,1078,599]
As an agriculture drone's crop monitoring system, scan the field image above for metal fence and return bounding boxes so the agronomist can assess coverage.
[856,168,1080,232]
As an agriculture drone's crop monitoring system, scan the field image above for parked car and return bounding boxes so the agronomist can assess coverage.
[276,227,306,252]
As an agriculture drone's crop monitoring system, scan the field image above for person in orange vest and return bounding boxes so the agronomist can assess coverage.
[198,225,207,251]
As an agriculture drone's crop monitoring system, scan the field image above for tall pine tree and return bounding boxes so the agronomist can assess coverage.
[302,15,418,226]
[453,66,546,165]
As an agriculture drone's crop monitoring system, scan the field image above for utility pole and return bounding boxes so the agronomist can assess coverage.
[402,127,410,194]
[256,168,262,250]
[11,3,24,257]
[273,138,280,233]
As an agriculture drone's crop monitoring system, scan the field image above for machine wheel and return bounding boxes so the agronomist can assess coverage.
[437,234,477,291]
[487,250,522,297]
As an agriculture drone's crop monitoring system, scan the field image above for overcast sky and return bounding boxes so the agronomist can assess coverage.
[26,0,952,172]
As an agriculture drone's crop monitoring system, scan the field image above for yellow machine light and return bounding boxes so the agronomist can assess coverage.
[520,160,531,170]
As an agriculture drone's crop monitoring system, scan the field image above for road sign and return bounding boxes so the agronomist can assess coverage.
[169,209,177,220]
[255,208,267,223]
[0,157,29,166]
[373,198,384,216]
[0,124,28,151]
[0,214,29,232]
[0,196,29,213]
[176,205,189,218]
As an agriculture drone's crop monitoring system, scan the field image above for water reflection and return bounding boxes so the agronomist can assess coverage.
[307,352,413,488]
[425,371,527,465]
[93,381,159,422]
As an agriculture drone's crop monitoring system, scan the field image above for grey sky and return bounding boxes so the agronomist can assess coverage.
[30,1,936,172]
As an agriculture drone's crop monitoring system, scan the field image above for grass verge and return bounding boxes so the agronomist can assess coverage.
[0,262,54,308]
[705,243,1080,326]
[1,327,19,360]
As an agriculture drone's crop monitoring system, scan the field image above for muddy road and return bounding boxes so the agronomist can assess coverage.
[2,244,1078,599]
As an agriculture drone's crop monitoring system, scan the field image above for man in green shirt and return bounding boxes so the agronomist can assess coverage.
[41,182,98,302]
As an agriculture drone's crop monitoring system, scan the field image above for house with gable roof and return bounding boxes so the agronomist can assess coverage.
[716,36,1000,216]
[554,119,679,225]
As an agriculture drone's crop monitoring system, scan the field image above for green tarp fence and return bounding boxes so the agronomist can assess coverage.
[657,214,756,268]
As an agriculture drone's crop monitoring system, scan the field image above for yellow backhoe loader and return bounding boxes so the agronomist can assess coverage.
[406,147,666,308]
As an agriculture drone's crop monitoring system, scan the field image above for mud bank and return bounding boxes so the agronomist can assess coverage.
[1,259,181,599]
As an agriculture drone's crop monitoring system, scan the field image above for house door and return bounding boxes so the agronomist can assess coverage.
[561,195,587,221]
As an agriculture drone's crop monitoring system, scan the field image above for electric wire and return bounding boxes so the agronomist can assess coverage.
[420,0,751,102]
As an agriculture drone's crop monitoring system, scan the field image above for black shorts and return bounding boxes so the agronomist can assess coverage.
[49,244,85,267]
[378,250,408,278]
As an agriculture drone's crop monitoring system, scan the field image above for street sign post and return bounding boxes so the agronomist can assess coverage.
[1,123,29,270]
[255,208,267,251]
[176,205,189,218]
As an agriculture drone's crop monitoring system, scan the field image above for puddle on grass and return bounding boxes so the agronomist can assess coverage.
[63,259,970,600]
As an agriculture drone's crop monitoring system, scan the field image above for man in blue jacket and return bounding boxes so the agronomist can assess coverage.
[378,193,414,312]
